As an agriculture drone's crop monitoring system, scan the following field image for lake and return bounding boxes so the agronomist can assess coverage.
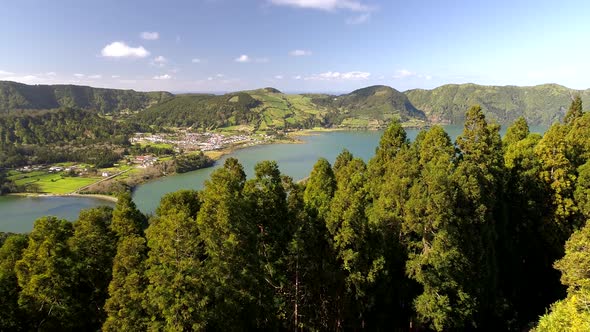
[0,125,547,233]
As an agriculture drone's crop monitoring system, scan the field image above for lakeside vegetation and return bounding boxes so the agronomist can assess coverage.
[1,99,589,331]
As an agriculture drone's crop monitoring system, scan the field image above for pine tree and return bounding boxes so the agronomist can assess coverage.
[15,217,77,331]
[403,126,473,331]
[103,193,149,332]
[535,123,580,245]
[144,190,206,331]
[69,207,116,330]
[303,158,336,221]
[243,160,292,329]
[301,158,340,329]
[0,234,28,331]
[564,95,583,125]
[535,219,590,331]
[327,155,385,329]
[453,105,503,328]
[196,158,256,329]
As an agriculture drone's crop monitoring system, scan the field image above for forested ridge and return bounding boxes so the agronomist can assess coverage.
[3,81,589,131]
[0,81,172,114]
[0,108,141,168]
[1,99,590,331]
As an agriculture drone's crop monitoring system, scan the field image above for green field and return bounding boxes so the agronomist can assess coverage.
[9,172,102,194]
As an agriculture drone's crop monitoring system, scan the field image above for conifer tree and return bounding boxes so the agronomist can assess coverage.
[103,193,149,332]
[243,161,292,328]
[564,95,583,125]
[453,105,503,327]
[69,207,116,330]
[196,158,256,329]
[535,219,590,331]
[327,156,384,328]
[403,126,471,331]
[15,217,76,331]
[535,123,580,244]
[301,158,340,329]
[0,234,28,331]
[144,190,206,331]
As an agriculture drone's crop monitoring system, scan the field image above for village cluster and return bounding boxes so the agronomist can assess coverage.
[130,131,272,151]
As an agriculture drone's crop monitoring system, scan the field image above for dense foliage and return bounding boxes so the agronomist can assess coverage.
[0,108,138,167]
[1,102,590,330]
[0,81,172,114]
[173,152,214,173]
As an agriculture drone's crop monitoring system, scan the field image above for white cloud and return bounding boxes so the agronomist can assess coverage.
[2,75,45,84]
[216,74,225,78]
[153,74,172,80]
[306,71,371,80]
[293,75,302,80]
[88,74,102,79]
[151,55,167,67]
[393,69,432,80]
[346,13,370,24]
[207,77,214,81]
[269,0,372,12]
[0,70,14,76]
[141,31,159,40]
[290,49,312,56]
[74,73,85,78]
[111,75,120,78]
[393,69,415,79]
[191,58,201,63]
[256,57,270,63]
[274,75,284,79]
[46,72,57,76]
[101,41,150,58]
[235,54,251,63]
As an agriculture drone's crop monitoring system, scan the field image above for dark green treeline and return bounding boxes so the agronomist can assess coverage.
[2,100,590,331]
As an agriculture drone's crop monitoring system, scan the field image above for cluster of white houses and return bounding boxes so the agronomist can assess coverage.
[130,131,258,151]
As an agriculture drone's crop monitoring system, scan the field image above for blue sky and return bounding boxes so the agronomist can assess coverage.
[1,0,589,93]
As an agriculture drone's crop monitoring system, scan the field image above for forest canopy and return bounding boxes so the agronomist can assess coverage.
[1,100,590,331]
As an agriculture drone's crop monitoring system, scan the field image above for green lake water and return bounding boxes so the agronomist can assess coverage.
[0,125,547,233]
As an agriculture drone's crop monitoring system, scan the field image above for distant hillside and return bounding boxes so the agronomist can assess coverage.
[0,81,172,114]
[317,85,426,127]
[405,83,590,125]
[2,81,588,128]
[136,85,425,130]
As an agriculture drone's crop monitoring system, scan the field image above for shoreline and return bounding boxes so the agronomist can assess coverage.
[5,125,429,198]
[7,192,118,203]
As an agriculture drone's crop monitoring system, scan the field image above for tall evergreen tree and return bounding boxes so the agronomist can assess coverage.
[301,158,340,329]
[327,156,385,329]
[103,193,149,332]
[535,123,580,245]
[0,234,28,331]
[403,126,472,331]
[303,158,336,221]
[144,190,206,331]
[243,161,292,328]
[564,95,583,125]
[453,105,503,328]
[15,217,76,331]
[69,207,116,330]
[196,158,256,330]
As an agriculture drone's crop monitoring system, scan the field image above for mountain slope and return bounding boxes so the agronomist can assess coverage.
[405,83,590,125]
[0,81,172,114]
[136,85,426,130]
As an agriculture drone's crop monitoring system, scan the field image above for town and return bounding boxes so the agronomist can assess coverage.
[130,130,274,152]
